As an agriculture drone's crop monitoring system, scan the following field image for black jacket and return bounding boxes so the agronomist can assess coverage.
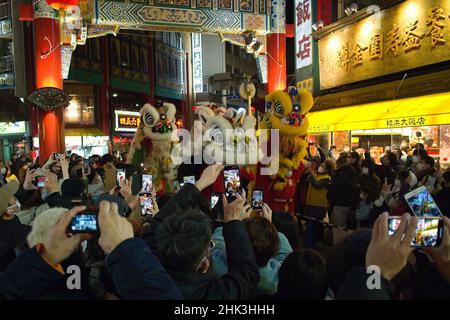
[337,266,395,300]
[106,238,182,300]
[434,187,450,217]
[143,183,260,300]
[328,165,358,208]
[0,216,31,269]
[0,238,182,300]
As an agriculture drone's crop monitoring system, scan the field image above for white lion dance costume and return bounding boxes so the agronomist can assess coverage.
[128,102,179,192]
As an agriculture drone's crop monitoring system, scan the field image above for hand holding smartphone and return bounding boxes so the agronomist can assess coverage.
[116,169,126,187]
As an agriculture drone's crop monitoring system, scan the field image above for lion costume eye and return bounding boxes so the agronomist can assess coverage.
[143,113,155,127]
[274,102,284,115]
[209,127,224,144]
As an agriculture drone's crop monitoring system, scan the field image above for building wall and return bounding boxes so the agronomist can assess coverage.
[201,34,225,77]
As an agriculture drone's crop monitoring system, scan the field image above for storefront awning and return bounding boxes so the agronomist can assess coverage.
[308,92,450,133]
[65,127,106,136]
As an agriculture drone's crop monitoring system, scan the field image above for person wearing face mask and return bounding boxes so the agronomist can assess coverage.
[405,145,428,172]
[415,155,437,192]
[376,152,397,186]
[355,185,375,228]
[347,152,362,174]
[434,170,450,218]
[358,160,381,195]
[389,171,418,215]
[305,160,335,247]
[0,160,7,186]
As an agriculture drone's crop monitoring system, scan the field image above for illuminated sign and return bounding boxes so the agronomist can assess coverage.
[319,0,450,90]
[0,121,27,135]
[115,110,141,132]
[192,33,203,93]
[295,0,313,70]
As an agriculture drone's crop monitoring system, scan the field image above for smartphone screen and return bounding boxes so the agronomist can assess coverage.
[183,176,195,185]
[142,174,153,193]
[223,167,241,203]
[388,217,443,247]
[252,189,264,210]
[210,193,219,210]
[35,175,47,188]
[140,192,154,216]
[117,169,126,186]
[404,186,443,217]
[69,213,98,234]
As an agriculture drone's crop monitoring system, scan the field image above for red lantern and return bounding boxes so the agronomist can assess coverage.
[113,135,121,144]
[46,0,78,11]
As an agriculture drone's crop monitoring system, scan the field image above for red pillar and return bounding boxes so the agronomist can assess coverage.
[34,14,65,164]
[267,33,287,92]
[99,37,110,135]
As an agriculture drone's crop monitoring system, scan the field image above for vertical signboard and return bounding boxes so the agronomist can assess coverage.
[192,33,203,93]
[295,0,313,70]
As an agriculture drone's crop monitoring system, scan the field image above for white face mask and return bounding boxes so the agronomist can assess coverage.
[317,167,325,174]
[362,167,369,175]
[412,156,419,163]
[343,148,350,153]
[360,193,366,200]
[0,167,5,175]
[409,172,418,187]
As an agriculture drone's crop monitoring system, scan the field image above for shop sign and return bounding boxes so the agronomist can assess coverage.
[115,110,141,132]
[192,33,203,93]
[319,0,450,90]
[295,0,313,70]
[0,121,27,136]
[386,116,427,128]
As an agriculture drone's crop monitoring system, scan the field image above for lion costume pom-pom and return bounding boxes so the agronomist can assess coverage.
[260,87,314,190]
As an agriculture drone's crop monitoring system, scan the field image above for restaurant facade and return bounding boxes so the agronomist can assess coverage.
[307,0,450,165]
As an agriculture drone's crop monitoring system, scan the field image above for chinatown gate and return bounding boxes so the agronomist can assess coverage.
[27,0,287,164]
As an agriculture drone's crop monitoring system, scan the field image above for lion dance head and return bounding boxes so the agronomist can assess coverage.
[260,86,314,190]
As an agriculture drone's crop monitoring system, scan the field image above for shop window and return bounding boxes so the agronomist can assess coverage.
[63,84,96,126]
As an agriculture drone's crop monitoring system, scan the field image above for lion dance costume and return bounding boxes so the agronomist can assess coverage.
[256,86,314,212]
[127,102,179,193]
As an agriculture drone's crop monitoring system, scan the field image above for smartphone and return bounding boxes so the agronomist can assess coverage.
[116,169,126,186]
[426,176,437,189]
[68,211,99,234]
[83,160,90,174]
[252,189,264,210]
[142,174,153,193]
[53,153,63,161]
[34,175,47,188]
[140,192,154,216]
[183,175,195,185]
[223,166,241,203]
[210,192,220,210]
[388,217,444,247]
[404,186,443,217]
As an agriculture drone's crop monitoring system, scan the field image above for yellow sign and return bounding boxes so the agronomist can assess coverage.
[319,0,450,90]
[308,92,450,133]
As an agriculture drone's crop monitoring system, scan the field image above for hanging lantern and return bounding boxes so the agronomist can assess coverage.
[28,87,70,111]
[46,0,78,11]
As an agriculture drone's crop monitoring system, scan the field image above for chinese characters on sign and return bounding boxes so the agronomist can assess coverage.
[386,117,427,128]
[192,33,203,93]
[309,124,330,133]
[333,5,448,70]
[295,0,312,70]
[115,111,141,132]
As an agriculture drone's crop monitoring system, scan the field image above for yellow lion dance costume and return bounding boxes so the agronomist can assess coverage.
[256,86,314,212]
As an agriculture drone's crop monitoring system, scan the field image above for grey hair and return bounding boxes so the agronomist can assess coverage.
[27,207,68,248]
